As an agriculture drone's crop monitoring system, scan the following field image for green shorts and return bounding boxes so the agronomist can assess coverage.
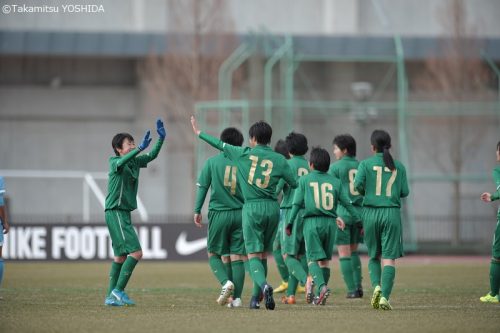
[105,209,141,257]
[242,200,280,254]
[362,206,404,260]
[207,209,245,256]
[335,205,363,245]
[272,209,286,252]
[303,216,336,262]
[492,217,500,259]
[282,208,306,256]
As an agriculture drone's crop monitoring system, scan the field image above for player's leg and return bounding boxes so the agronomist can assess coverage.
[363,207,383,309]
[273,208,289,293]
[111,211,143,306]
[260,201,281,310]
[481,218,500,302]
[104,210,128,306]
[379,208,404,310]
[351,208,364,296]
[337,222,357,298]
[243,202,269,309]
[227,210,246,307]
[208,210,234,305]
[304,217,329,305]
[282,210,308,300]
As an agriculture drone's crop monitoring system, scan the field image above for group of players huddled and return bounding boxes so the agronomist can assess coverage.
[190,116,408,310]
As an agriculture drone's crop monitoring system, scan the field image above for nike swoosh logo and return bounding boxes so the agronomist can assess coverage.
[175,231,207,255]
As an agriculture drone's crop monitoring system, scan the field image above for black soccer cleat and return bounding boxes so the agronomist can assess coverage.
[249,295,260,309]
[262,284,275,310]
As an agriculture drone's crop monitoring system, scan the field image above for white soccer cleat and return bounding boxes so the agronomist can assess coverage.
[216,280,234,306]
[227,297,243,308]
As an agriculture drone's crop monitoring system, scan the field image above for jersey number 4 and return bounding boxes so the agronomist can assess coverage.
[224,165,237,195]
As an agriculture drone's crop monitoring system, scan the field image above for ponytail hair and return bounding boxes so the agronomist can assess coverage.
[371,130,396,171]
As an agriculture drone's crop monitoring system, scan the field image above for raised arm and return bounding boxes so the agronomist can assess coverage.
[136,119,166,167]
[191,115,225,151]
[191,115,246,160]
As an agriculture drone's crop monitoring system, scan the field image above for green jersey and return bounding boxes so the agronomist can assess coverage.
[105,139,163,211]
[329,155,363,212]
[289,170,361,225]
[199,132,297,201]
[278,156,310,208]
[354,152,409,208]
[490,166,500,217]
[194,153,244,213]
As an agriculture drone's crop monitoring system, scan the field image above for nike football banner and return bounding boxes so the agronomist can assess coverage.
[2,223,208,261]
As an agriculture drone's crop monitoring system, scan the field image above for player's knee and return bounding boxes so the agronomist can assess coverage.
[114,255,126,263]
[131,250,143,260]
[492,257,500,263]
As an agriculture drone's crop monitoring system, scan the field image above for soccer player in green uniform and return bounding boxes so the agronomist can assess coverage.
[191,116,297,310]
[279,132,310,304]
[193,127,247,308]
[328,134,364,298]
[272,139,291,294]
[479,140,500,303]
[354,130,409,311]
[104,118,166,306]
[287,147,361,306]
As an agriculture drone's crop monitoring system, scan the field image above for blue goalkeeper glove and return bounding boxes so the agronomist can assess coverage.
[138,130,152,151]
[156,118,166,140]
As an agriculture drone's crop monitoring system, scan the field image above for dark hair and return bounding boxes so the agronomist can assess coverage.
[333,134,356,157]
[371,130,395,171]
[309,147,330,172]
[248,121,272,145]
[285,132,308,156]
[112,133,134,156]
[220,127,244,146]
[274,139,290,159]
[497,141,500,152]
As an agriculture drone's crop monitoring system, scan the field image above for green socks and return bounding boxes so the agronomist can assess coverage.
[287,275,298,296]
[273,249,289,282]
[231,260,245,299]
[106,261,123,296]
[322,267,331,285]
[224,260,233,282]
[209,256,229,285]
[368,258,382,288]
[115,256,138,291]
[300,255,309,276]
[249,257,267,292]
[489,260,500,296]
[308,262,326,289]
[351,251,363,287]
[381,265,396,299]
[285,256,308,285]
[340,257,356,293]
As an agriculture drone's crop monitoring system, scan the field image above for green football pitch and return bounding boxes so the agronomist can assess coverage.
[1,257,499,333]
